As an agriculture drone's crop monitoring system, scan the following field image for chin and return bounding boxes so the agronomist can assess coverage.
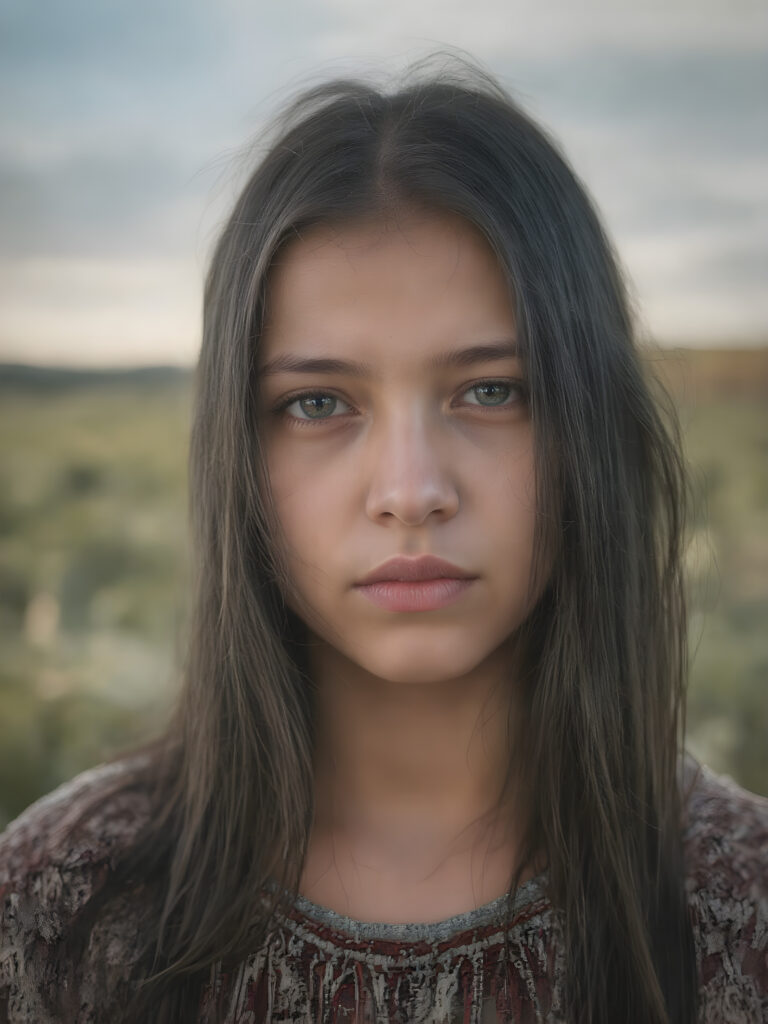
[349,641,497,687]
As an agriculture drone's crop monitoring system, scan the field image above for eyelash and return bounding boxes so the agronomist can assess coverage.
[272,379,529,428]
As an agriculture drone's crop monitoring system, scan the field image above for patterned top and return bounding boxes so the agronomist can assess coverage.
[0,759,766,1023]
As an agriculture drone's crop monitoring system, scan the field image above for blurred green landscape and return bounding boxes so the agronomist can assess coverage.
[0,351,766,827]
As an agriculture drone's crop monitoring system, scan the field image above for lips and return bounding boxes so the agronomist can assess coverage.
[356,555,476,585]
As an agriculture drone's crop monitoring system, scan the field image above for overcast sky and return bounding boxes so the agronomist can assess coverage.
[1,0,766,366]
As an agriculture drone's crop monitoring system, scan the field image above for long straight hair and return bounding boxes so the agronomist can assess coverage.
[83,56,696,1022]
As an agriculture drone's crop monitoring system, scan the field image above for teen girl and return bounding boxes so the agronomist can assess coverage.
[1,57,766,1024]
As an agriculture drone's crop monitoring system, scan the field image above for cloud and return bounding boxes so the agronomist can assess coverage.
[311,0,768,60]
[0,0,765,361]
[0,257,202,366]
[0,151,206,259]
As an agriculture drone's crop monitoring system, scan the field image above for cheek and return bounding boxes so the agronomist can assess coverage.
[266,451,347,568]
[482,450,539,594]
[486,442,536,525]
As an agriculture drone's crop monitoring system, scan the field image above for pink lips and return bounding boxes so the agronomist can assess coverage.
[354,556,476,612]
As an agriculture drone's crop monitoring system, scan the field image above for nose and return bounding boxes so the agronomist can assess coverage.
[364,407,460,527]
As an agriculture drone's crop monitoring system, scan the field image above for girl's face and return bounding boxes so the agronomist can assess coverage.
[258,210,538,685]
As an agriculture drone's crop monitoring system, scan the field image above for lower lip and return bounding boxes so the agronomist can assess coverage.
[354,578,475,612]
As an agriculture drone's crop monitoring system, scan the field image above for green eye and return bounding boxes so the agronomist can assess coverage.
[466,382,513,406]
[296,394,338,418]
[274,390,353,425]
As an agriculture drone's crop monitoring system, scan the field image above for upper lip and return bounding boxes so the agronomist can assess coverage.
[356,556,476,585]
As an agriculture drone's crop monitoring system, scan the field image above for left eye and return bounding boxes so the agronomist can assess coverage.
[463,382,515,406]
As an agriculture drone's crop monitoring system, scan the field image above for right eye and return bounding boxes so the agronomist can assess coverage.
[277,391,353,422]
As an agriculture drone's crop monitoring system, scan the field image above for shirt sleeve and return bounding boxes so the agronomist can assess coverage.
[683,766,768,1023]
[0,761,152,1024]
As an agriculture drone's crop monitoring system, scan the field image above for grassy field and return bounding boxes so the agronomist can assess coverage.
[0,351,766,826]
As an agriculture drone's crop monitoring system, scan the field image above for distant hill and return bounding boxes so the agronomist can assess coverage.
[0,363,191,392]
[1,347,766,399]
[648,347,768,400]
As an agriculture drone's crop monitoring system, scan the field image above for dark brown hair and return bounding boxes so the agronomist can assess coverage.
[80,55,697,1022]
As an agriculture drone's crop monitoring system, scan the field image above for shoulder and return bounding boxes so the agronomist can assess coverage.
[682,761,768,1022]
[683,762,767,901]
[1,756,154,881]
[0,756,155,1023]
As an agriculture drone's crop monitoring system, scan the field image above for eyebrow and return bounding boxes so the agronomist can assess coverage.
[258,340,519,377]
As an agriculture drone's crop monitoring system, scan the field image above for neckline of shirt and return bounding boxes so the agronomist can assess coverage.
[270,872,549,944]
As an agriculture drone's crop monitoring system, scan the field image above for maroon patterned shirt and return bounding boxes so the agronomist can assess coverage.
[1,759,766,1022]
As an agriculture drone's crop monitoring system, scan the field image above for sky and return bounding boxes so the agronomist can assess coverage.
[1,0,766,366]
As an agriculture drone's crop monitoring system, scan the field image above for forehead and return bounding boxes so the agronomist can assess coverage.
[259,211,516,367]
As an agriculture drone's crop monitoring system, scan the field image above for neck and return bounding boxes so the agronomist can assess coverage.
[308,634,523,856]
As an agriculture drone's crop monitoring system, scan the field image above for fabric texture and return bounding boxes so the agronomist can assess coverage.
[0,758,766,1022]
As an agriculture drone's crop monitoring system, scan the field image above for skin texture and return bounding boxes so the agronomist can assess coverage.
[258,211,541,922]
